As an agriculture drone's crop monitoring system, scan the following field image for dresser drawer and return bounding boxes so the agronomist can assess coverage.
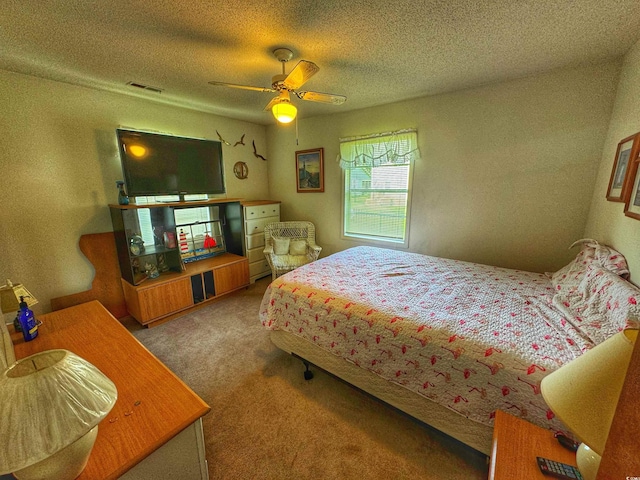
[246,233,265,250]
[245,215,278,236]
[245,203,280,220]
[247,246,265,263]
[249,259,271,278]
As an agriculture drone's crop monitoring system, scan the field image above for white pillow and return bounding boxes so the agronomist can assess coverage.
[273,237,290,255]
[552,264,640,345]
[289,240,307,255]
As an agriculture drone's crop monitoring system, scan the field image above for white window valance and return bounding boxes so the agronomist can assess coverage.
[337,129,420,169]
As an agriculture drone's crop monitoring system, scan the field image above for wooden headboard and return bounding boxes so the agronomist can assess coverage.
[50,232,128,319]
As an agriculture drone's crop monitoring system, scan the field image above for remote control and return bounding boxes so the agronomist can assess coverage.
[537,457,584,480]
[554,433,580,452]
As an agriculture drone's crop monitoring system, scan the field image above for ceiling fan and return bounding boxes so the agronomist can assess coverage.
[208,48,346,123]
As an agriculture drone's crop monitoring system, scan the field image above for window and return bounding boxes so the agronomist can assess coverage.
[340,130,419,247]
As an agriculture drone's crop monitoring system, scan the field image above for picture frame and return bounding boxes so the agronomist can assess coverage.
[624,156,640,220]
[296,148,324,193]
[606,133,640,202]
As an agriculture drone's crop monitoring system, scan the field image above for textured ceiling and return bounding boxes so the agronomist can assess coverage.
[2,0,640,125]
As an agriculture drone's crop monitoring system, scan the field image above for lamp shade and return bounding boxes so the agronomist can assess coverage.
[0,349,117,479]
[540,328,637,455]
[272,100,297,123]
[0,279,38,314]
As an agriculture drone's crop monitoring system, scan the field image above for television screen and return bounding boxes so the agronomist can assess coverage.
[116,129,225,197]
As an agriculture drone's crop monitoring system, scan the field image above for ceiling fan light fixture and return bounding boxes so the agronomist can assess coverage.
[272,97,297,124]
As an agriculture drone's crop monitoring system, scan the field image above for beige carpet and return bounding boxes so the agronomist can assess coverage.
[128,277,488,480]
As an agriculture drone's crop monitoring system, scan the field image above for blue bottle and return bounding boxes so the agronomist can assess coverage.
[18,296,38,342]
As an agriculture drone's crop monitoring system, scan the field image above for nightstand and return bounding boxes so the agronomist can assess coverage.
[489,410,579,479]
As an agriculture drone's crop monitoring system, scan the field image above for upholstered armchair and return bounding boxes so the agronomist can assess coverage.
[263,221,322,281]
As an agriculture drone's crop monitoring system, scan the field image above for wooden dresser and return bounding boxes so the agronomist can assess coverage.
[11,301,211,479]
[242,200,280,283]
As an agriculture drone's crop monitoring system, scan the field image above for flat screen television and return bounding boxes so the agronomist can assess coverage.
[116,129,225,197]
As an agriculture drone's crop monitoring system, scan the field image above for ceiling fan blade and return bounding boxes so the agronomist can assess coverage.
[208,81,276,93]
[283,60,319,90]
[296,91,347,105]
[263,96,281,112]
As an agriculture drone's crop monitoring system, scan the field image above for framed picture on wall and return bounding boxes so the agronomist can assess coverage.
[607,133,640,202]
[624,156,640,220]
[296,148,324,193]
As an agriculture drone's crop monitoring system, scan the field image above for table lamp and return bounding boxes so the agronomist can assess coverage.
[0,279,38,329]
[0,349,118,480]
[540,328,638,480]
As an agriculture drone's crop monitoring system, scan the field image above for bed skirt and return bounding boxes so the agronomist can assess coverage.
[270,329,493,455]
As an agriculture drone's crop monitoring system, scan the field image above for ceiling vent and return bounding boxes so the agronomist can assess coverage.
[126,81,164,93]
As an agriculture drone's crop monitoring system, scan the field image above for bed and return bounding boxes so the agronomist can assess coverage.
[259,242,639,455]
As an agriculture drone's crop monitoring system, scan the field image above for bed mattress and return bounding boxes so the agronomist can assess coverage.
[259,246,595,437]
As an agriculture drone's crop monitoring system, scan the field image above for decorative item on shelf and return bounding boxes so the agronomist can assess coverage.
[157,254,169,272]
[144,263,159,279]
[129,233,145,256]
[163,231,177,249]
[204,233,217,250]
[0,349,118,480]
[540,328,638,480]
[179,229,189,254]
[0,280,38,335]
[115,180,129,205]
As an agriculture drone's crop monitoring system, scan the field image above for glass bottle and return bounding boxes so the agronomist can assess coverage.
[18,296,38,342]
[116,180,129,205]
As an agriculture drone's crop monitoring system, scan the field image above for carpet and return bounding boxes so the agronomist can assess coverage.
[128,277,488,479]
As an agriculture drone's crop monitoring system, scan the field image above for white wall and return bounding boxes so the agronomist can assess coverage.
[0,57,627,313]
[266,61,620,274]
[0,70,268,314]
[585,39,640,282]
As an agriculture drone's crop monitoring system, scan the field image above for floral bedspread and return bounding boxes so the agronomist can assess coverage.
[259,246,634,433]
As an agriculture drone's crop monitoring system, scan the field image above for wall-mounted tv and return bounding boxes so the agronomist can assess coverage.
[116,129,225,198]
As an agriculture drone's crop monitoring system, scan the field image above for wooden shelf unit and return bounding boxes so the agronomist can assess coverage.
[121,253,249,327]
[110,199,250,327]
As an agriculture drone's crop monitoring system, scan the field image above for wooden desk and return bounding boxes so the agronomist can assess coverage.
[489,410,579,479]
[12,301,211,479]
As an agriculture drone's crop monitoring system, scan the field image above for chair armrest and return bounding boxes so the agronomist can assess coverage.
[308,243,322,254]
[263,245,274,255]
[308,243,322,260]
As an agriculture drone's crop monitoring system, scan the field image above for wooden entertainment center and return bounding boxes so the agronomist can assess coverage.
[110,198,258,327]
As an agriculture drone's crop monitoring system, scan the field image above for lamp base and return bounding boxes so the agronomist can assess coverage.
[14,426,99,480]
[576,443,601,480]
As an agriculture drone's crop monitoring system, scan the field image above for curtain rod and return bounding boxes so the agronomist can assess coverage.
[339,128,417,143]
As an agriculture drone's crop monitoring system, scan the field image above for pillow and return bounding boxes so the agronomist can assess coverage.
[289,240,307,255]
[550,239,630,294]
[552,264,640,345]
[273,237,290,255]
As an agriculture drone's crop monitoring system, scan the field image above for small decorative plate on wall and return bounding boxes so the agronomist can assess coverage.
[233,161,248,179]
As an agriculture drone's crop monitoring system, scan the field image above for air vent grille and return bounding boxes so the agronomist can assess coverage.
[126,82,164,93]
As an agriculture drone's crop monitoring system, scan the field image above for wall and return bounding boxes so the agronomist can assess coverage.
[0,70,267,315]
[584,38,640,282]
[267,61,620,274]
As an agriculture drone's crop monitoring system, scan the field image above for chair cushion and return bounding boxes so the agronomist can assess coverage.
[273,237,290,255]
[289,240,307,255]
[271,254,309,270]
